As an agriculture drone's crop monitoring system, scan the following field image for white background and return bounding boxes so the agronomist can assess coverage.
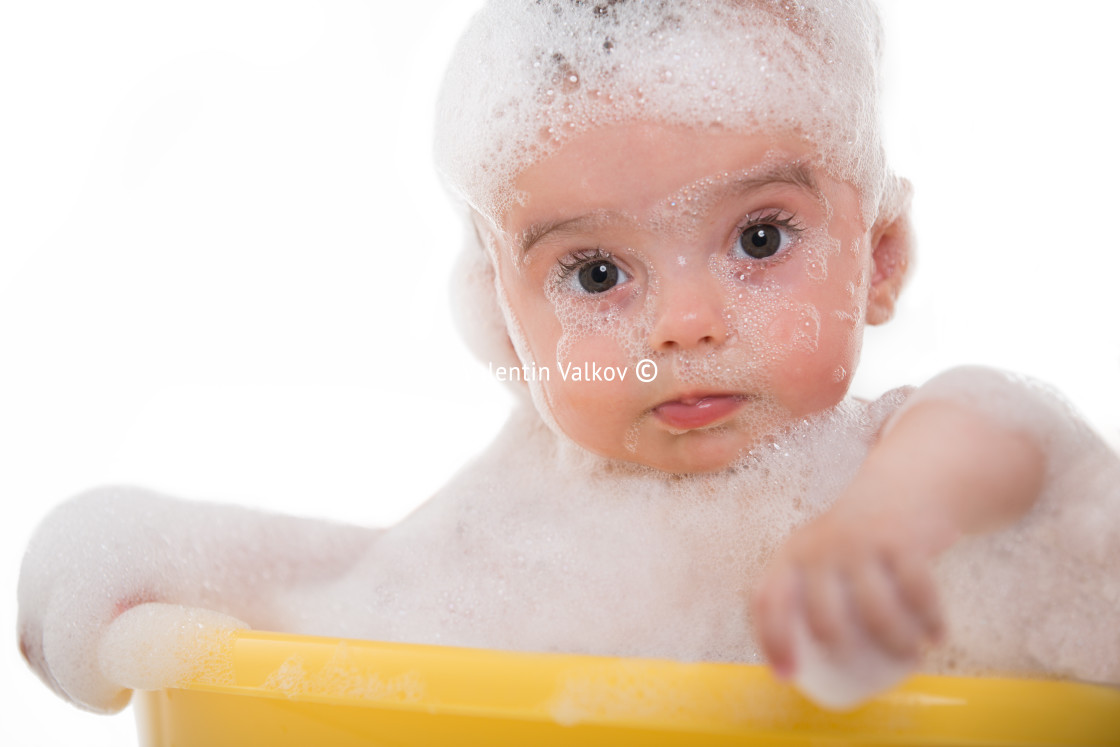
[2,2,1118,744]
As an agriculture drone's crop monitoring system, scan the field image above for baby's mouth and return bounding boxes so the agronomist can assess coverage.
[652,393,748,433]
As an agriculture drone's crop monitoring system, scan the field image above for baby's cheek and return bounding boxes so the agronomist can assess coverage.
[780,324,861,414]
[542,330,636,402]
[546,375,636,451]
[550,324,643,374]
[763,301,822,357]
[544,279,655,369]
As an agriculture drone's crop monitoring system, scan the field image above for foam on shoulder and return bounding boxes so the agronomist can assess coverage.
[289,397,885,666]
[895,367,1120,683]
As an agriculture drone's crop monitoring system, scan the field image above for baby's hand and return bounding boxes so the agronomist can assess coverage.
[751,483,951,708]
[752,395,1046,708]
[18,485,376,712]
[19,487,179,711]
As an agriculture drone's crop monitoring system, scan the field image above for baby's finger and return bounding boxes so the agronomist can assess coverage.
[752,566,799,679]
[890,553,945,642]
[851,560,923,658]
[804,566,850,646]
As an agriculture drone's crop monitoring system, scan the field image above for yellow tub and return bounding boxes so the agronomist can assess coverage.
[133,630,1120,746]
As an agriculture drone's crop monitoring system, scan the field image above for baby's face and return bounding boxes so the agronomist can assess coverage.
[488,123,884,473]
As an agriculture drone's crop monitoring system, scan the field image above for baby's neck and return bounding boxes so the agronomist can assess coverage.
[497,395,887,514]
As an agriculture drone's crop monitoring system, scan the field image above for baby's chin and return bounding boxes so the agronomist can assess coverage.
[653,429,759,474]
[598,426,762,475]
[553,400,801,474]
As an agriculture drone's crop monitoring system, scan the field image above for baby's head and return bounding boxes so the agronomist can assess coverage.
[436,0,912,473]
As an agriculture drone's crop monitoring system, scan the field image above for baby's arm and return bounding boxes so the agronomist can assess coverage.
[18,485,377,713]
[752,366,1069,706]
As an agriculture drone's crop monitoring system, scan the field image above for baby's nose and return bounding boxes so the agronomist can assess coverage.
[648,269,730,351]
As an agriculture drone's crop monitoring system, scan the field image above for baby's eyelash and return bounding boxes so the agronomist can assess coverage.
[555,247,611,283]
[739,209,805,236]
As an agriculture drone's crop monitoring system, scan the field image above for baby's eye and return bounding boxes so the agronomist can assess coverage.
[734,212,804,261]
[739,224,784,259]
[556,249,630,294]
[577,260,621,293]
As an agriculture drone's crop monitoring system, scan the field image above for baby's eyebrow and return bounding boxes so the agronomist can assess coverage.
[712,162,821,203]
[517,211,625,257]
[516,162,820,257]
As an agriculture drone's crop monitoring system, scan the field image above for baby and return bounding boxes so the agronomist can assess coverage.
[18,0,1120,717]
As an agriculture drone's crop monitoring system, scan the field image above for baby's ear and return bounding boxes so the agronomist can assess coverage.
[865,178,914,326]
[450,220,520,370]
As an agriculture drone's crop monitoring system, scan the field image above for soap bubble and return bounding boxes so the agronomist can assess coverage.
[435,0,895,224]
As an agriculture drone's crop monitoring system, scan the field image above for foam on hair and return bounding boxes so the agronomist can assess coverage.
[435,0,891,222]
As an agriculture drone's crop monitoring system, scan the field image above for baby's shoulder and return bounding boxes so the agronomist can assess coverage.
[857,385,916,433]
